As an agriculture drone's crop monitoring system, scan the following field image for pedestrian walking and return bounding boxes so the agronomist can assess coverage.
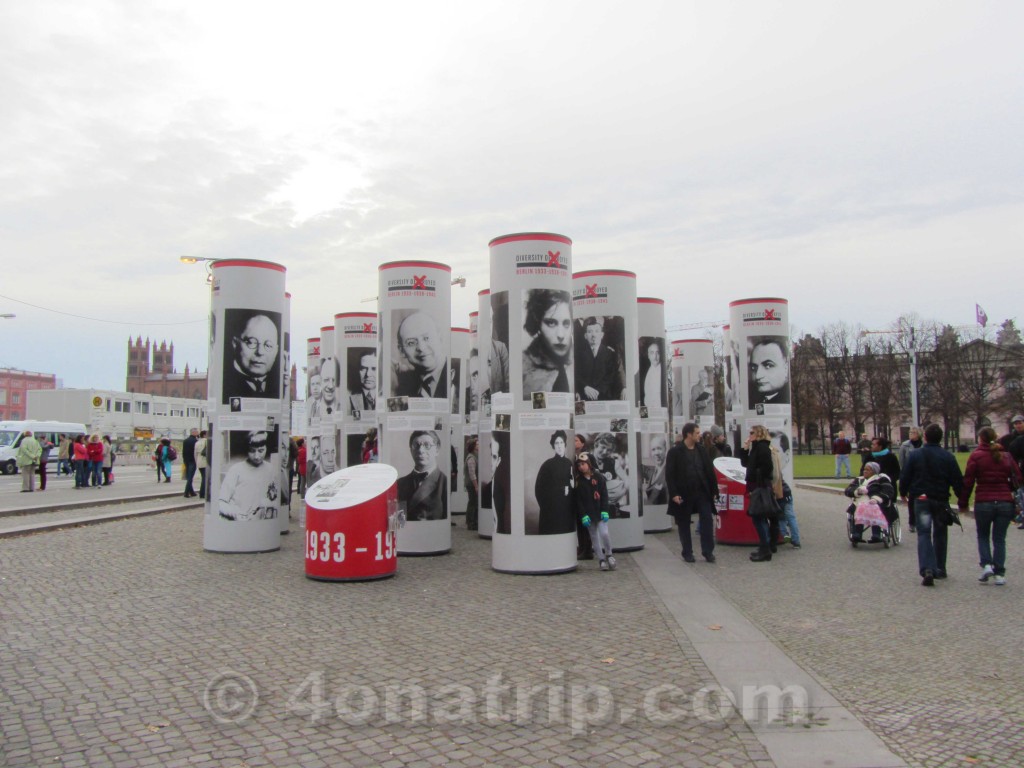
[959,427,1022,586]
[899,424,964,587]
[57,434,71,476]
[573,452,616,571]
[665,423,719,563]
[182,428,199,497]
[833,431,853,478]
[195,430,209,499]
[102,436,115,485]
[296,438,307,497]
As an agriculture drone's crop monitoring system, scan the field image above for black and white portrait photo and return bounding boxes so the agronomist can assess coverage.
[391,310,447,399]
[489,291,510,395]
[396,430,448,521]
[689,365,714,420]
[347,347,377,414]
[521,289,572,400]
[747,335,791,406]
[489,431,511,534]
[218,428,280,521]
[525,429,575,535]
[575,315,626,402]
[637,336,666,408]
[308,356,340,420]
[586,431,631,518]
[222,309,282,403]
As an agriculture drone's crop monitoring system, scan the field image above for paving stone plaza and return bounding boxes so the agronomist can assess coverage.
[2,485,1022,768]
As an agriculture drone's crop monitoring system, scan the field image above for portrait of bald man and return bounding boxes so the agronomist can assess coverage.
[392,310,448,399]
[223,309,281,401]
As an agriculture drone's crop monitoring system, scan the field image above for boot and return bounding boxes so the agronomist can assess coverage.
[749,546,772,562]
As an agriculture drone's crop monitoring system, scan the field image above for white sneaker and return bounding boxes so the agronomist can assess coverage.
[994,575,1006,586]
[599,560,609,571]
[607,556,617,571]
[979,564,995,582]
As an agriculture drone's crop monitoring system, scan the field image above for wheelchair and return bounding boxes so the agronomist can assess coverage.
[846,500,902,548]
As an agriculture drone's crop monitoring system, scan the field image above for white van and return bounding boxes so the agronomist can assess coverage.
[0,420,88,474]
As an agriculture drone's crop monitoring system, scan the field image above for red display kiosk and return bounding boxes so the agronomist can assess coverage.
[304,464,400,581]
[712,457,760,545]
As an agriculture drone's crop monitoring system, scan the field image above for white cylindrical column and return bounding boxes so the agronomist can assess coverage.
[304,335,320,495]
[280,292,292,533]
[728,298,793,488]
[671,339,716,430]
[450,326,470,514]
[572,269,642,552]
[475,290,495,540]
[721,324,742,455]
[637,298,671,533]
[335,312,379,470]
[378,261,453,555]
[308,324,339,488]
[488,232,576,574]
[204,259,287,553]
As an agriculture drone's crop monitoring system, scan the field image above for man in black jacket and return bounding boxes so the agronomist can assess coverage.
[665,422,720,563]
[182,428,198,498]
[899,424,964,586]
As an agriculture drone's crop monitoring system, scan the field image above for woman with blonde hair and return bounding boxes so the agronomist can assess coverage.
[959,427,1022,585]
[738,424,778,562]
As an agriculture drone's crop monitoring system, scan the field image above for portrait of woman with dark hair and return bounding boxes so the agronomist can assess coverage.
[637,337,666,408]
[533,429,575,535]
[522,289,573,400]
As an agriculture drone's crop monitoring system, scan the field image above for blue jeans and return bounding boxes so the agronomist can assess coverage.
[75,459,87,488]
[915,498,949,576]
[90,460,102,486]
[776,496,800,545]
[834,455,851,478]
[975,501,1015,576]
[184,462,197,495]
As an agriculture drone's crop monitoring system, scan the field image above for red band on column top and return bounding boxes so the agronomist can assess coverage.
[452,327,470,333]
[637,297,664,305]
[379,260,452,272]
[320,326,334,333]
[728,297,788,307]
[211,259,286,273]
[488,232,572,247]
[307,337,320,343]
[573,269,637,279]
[334,312,377,319]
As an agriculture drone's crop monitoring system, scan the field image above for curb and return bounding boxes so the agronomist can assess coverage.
[0,501,203,538]
[0,490,189,519]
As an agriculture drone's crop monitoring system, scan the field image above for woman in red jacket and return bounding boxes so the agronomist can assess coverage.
[86,434,104,488]
[72,435,89,488]
[959,427,1022,586]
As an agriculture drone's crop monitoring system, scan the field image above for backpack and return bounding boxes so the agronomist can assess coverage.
[167,445,178,461]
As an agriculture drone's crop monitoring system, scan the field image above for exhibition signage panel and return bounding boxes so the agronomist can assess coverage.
[335,312,379,471]
[728,297,793,489]
[280,292,292,533]
[488,232,577,573]
[637,297,670,534]
[378,260,453,556]
[204,258,287,554]
[475,290,495,539]
[450,326,470,514]
[573,269,642,553]
[304,464,399,581]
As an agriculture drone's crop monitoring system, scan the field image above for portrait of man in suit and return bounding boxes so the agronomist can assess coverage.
[348,349,377,413]
[575,316,625,402]
[747,336,791,406]
[397,430,448,521]
[222,310,281,402]
[393,311,447,399]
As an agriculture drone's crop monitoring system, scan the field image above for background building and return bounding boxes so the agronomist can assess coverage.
[28,388,208,441]
[0,368,58,421]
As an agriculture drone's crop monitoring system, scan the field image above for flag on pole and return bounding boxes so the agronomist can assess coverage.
[976,304,988,327]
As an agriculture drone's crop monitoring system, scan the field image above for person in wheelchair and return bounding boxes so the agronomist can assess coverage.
[844,461,897,543]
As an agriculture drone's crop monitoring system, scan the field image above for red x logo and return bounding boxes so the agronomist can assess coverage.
[312,345,320,355]
[362,323,373,334]
[585,283,598,298]
[412,275,427,290]
[547,251,561,268]
[764,309,778,321]
[673,348,682,357]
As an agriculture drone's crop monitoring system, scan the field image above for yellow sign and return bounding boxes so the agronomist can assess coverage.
[92,396,103,407]
[134,428,154,439]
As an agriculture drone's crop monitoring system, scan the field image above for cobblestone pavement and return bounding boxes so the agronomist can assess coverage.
[2,509,772,768]
[677,488,1024,768]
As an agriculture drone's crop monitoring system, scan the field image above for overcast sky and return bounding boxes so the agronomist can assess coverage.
[2,1,1021,391]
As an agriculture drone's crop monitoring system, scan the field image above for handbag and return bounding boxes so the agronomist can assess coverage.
[748,486,780,519]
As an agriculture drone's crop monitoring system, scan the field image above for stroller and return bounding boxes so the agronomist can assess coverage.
[844,469,902,549]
